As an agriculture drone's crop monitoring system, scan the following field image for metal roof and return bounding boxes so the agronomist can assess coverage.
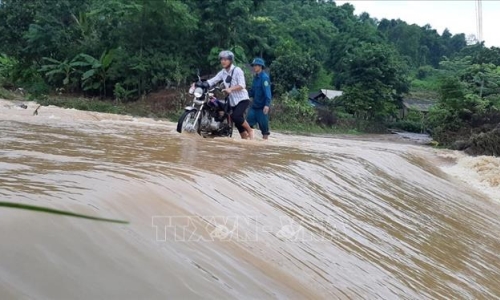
[320,89,343,100]
[309,89,343,100]
[402,99,435,112]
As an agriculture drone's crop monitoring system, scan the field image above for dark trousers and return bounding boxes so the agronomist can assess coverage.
[247,107,270,136]
[232,100,250,133]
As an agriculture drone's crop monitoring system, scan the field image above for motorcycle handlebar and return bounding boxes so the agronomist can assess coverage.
[195,81,209,89]
[190,81,221,96]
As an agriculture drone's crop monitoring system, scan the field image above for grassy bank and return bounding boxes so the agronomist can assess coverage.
[36,96,125,114]
[0,87,21,100]
[34,95,183,120]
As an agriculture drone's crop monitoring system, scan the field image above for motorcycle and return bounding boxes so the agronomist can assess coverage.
[176,71,233,138]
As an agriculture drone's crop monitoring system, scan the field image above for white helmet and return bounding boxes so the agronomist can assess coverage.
[218,50,234,61]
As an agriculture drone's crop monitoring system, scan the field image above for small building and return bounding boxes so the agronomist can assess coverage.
[308,89,343,107]
[400,98,435,119]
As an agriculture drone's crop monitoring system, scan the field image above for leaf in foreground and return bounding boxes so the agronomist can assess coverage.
[0,202,129,224]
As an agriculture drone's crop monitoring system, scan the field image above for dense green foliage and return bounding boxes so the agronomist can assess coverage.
[0,0,467,98]
[424,55,500,149]
[338,43,409,120]
[1,0,500,154]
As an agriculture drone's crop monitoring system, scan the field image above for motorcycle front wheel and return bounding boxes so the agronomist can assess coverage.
[176,110,199,134]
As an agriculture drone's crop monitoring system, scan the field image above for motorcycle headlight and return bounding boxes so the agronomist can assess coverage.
[194,87,203,98]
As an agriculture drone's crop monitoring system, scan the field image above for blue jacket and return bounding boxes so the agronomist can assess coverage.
[249,72,272,109]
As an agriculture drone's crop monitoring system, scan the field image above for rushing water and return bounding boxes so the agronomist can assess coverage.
[1,99,500,300]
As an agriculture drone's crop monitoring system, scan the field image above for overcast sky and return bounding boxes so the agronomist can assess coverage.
[335,0,500,47]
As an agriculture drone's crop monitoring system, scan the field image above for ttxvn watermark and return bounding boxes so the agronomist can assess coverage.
[152,215,348,242]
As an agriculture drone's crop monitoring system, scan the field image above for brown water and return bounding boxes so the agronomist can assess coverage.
[1,100,500,300]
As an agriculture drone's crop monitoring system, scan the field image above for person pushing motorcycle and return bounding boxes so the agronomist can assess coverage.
[203,50,254,139]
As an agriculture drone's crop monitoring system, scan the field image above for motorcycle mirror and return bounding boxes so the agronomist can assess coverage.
[196,68,201,80]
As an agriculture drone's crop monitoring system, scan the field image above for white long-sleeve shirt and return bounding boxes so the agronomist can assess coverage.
[207,65,249,107]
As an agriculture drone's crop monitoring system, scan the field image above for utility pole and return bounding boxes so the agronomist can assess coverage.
[475,0,483,42]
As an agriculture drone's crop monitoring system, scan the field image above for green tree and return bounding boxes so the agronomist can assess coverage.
[270,52,320,95]
[340,43,410,119]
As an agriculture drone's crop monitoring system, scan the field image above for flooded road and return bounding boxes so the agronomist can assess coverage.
[1,99,500,299]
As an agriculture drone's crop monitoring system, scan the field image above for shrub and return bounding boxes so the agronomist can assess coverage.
[464,125,500,156]
[315,106,337,127]
[416,65,436,80]
[387,120,424,133]
[113,83,137,103]
[0,87,15,99]
[24,80,51,99]
[0,54,17,88]
[404,108,426,122]
[270,87,316,124]
[411,78,440,91]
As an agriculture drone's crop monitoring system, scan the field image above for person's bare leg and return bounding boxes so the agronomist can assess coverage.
[263,135,269,140]
[241,121,253,139]
[240,131,248,139]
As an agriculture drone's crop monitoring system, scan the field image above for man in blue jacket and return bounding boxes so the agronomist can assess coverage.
[248,58,272,140]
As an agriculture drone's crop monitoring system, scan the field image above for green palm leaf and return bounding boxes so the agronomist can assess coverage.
[0,201,128,224]
[42,57,63,65]
[82,69,96,80]
[44,69,65,76]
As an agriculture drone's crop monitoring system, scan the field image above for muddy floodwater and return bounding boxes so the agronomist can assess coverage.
[1,99,500,299]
